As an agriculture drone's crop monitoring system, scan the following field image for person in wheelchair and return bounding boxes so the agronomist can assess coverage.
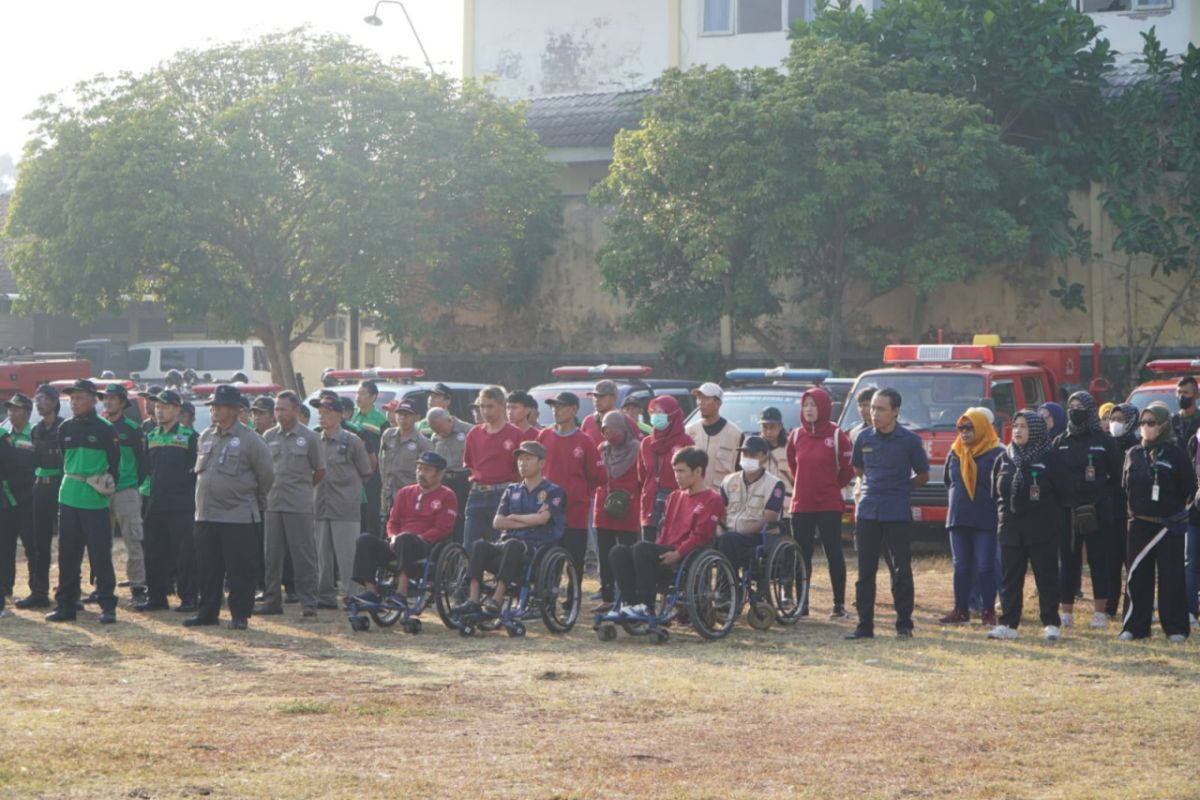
[452,441,566,617]
[350,450,459,605]
[716,435,786,571]
[610,446,725,618]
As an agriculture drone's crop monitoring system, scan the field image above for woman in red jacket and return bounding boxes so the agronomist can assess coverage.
[787,387,854,618]
[593,411,643,613]
[637,395,694,541]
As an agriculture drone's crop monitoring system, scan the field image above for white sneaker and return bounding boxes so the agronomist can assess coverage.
[1044,625,1061,641]
[0,608,9,618]
[1118,631,1135,641]
[1059,612,1073,628]
[1089,611,1110,629]
[1190,614,1198,630]
[619,603,648,619]
[1168,634,1187,644]
[987,624,1019,640]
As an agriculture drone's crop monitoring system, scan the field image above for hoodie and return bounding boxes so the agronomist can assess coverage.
[786,387,854,514]
[637,396,694,526]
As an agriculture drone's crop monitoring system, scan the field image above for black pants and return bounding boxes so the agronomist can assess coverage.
[194,521,257,622]
[352,532,430,586]
[717,531,760,570]
[1060,500,1112,602]
[253,519,266,591]
[0,498,34,605]
[55,505,116,613]
[596,528,638,602]
[361,472,383,537]
[561,527,587,580]
[853,519,914,634]
[793,511,847,607]
[467,538,530,588]
[26,481,59,599]
[1123,520,1188,639]
[143,509,196,605]
[998,539,1060,628]
[610,541,674,608]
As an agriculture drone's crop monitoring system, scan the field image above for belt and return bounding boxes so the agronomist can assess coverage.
[471,482,508,492]
[36,475,62,484]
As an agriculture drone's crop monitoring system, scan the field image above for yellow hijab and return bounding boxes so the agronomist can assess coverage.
[1099,402,1116,421]
[951,409,999,501]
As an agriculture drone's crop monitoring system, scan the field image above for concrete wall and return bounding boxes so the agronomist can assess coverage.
[1086,1,1196,58]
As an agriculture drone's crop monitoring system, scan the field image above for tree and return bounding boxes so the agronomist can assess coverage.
[4,30,559,388]
[1096,34,1200,385]
[593,41,1033,366]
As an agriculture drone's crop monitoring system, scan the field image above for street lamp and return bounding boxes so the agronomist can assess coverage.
[364,0,436,76]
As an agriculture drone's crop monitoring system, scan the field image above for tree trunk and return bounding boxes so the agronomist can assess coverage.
[1133,256,1200,379]
[256,324,300,392]
[738,319,789,364]
[911,291,928,342]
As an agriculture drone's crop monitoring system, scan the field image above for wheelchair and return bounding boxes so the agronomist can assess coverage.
[346,541,466,634]
[593,547,739,644]
[732,526,808,631]
[441,541,581,638]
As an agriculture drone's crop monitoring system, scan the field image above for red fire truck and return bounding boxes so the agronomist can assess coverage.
[1125,359,1198,413]
[836,337,1110,527]
[0,353,92,403]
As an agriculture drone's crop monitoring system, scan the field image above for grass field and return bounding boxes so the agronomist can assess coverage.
[1,541,1197,800]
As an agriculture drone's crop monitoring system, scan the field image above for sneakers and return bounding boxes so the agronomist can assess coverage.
[829,605,848,620]
[181,615,218,627]
[1089,611,1110,629]
[1043,625,1061,641]
[1059,612,1073,628]
[939,609,970,624]
[452,600,482,617]
[980,609,997,627]
[45,608,77,622]
[1117,631,1135,641]
[987,624,1019,640]
[1168,634,1187,643]
[0,608,10,619]
[15,595,51,610]
[619,603,649,619]
[99,610,117,624]
[228,618,248,630]
[844,628,874,640]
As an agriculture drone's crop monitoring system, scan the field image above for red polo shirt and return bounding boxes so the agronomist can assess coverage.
[386,484,459,543]
[537,426,602,529]
[658,488,724,557]
[463,423,523,485]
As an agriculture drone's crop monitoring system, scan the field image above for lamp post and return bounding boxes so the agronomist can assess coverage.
[364,0,436,76]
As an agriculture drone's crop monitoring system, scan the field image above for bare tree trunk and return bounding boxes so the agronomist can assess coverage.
[256,324,299,391]
[911,291,928,342]
[1133,256,1200,378]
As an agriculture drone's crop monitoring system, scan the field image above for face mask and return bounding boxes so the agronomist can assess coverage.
[1180,395,1195,410]
[650,413,669,431]
[741,457,761,472]
[1069,409,1089,427]
[1109,421,1126,438]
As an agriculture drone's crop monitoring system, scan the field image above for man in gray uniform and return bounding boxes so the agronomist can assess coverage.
[185,384,274,630]
[257,390,325,618]
[312,394,371,608]
[427,406,471,542]
[379,399,431,519]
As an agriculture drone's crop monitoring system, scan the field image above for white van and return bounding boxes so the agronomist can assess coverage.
[127,340,272,384]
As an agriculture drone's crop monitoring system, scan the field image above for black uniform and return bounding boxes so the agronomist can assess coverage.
[1054,428,1122,606]
[21,413,64,605]
[141,423,199,608]
[1121,441,1195,639]
[0,422,37,608]
[993,448,1069,629]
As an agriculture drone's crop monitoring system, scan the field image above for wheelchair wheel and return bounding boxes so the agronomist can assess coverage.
[764,536,808,625]
[747,602,773,630]
[596,623,618,642]
[685,550,738,640]
[433,543,470,629]
[507,622,527,638]
[349,615,370,632]
[536,546,581,634]
[652,629,670,645]
[367,564,404,628]
[403,618,422,635]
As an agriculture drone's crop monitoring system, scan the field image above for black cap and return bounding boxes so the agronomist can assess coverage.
[62,379,99,396]
[35,384,60,401]
[621,394,644,409]
[515,441,546,459]
[431,382,453,398]
[310,395,341,412]
[205,384,244,407]
[97,382,131,407]
[756,406,783,424]
[181,400,196,417]
[318,389,339,402]
[250,396,276,413]
[738,435,771,455]
[238,394,251,410]
[157,389,183,407]
[5,392,33,410]
[138,385,165,401]
[545,391,581,408]
[417,450,448,470]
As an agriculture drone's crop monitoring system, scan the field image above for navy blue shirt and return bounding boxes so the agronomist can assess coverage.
[851,425,930,522]
[496,477,567,548]
[944,447,1002,532]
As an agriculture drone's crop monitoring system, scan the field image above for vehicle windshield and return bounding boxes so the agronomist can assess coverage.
[685,392,805,434]
[530,388,595,427]
[1127,388,1178,413]
[837,372,987,432]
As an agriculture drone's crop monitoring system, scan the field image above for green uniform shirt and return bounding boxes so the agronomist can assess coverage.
[351,407,388,437]
[59,411,121,510]
[110,415,144,492]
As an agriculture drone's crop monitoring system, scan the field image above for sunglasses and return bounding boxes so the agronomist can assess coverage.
[1140,420,1160,428]
[956,424,974,432]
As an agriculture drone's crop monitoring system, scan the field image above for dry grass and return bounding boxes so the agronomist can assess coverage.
[1,541,1198,799]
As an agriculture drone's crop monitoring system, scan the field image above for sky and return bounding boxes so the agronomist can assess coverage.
[0,0,464,163]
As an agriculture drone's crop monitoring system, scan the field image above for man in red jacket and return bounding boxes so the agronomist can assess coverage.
[610,447,724,617]
[350,451,458,605]
[538,391,603,577]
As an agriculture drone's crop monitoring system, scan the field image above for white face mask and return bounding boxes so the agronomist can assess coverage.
[1110,421,1126,438]
[741,457,761,472]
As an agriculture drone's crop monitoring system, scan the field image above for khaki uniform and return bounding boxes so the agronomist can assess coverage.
[261,423,325,611]
[315,428,370,605]
[380,426,432,514]
[686,418,743,491]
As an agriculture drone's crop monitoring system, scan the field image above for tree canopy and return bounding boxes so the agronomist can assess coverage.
[4,30,559,387]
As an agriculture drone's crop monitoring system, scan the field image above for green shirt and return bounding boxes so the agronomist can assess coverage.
[59,412,121,510]
[351,407,389,437]
[110,415,144,491]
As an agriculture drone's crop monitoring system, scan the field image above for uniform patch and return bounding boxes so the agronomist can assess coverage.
[431,499,442,510]
[503,440,514,450]
[456,432,466,442]
[551,496,561,506]
[231,437,241,447]
[538,490,547,503]
[824,437,833,448]
[573,446,584,458]
[406,442,417,451]
[773,487,783,498]
[297,438,307,447]
[87,435,96,443]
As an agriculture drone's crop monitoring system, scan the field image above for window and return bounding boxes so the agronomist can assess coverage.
[702,0,733,34]
[787,0,813,24]
[1079,0,1171,11]
[1020,376,1046,409]
[365,343,378,369]
[740,0,782,33]
[323,316,346,340]
[703,0,809,35]
[127,347,151,373]
[253,346,269,373]
[990,380,1016,425]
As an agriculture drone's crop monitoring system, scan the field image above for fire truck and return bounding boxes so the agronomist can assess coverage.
[0,350,92,403]
[836,336,1110,527]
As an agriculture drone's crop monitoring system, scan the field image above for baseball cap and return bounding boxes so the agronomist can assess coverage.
[430,383,453,398]
[250,396,276,413]
[418,450,448,470]
[62,379,99,396]
[588,379,618,397]
[138,385,164,401]
[621,395,644,409]
[5,392,33,410]
[156,389,183,407]
[756,407,783,424]
[310,395,341,412]
[738,435,771,455]
[384,399,418,416]
[98,382,132,408]
[238,394,251,410]
[545,391,581,408]
[691,382,724,400]
[35,384,60,402]
[515,441,546,459]
[205,384,245,408]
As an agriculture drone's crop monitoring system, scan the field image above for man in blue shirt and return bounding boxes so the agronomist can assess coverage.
[453,441,566,616]
[847,388,929,640]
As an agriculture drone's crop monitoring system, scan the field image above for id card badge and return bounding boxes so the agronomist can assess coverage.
[1152,483,1160,502]
[1084,464,1096,482]
[1029,472,1040,502]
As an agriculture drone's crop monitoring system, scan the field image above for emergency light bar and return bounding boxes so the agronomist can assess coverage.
[724,368,832,383]
[882,345,994,365]
[191,383,281,396]
[550,365,654,378]
[321,367,426,385]
[49,378,137,389]
[1145,359,1200,374]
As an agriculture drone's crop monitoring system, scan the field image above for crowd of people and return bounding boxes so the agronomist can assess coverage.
[0,372,1194,643]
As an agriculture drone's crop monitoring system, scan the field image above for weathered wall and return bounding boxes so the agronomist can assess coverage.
[1086,2,1195,58]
